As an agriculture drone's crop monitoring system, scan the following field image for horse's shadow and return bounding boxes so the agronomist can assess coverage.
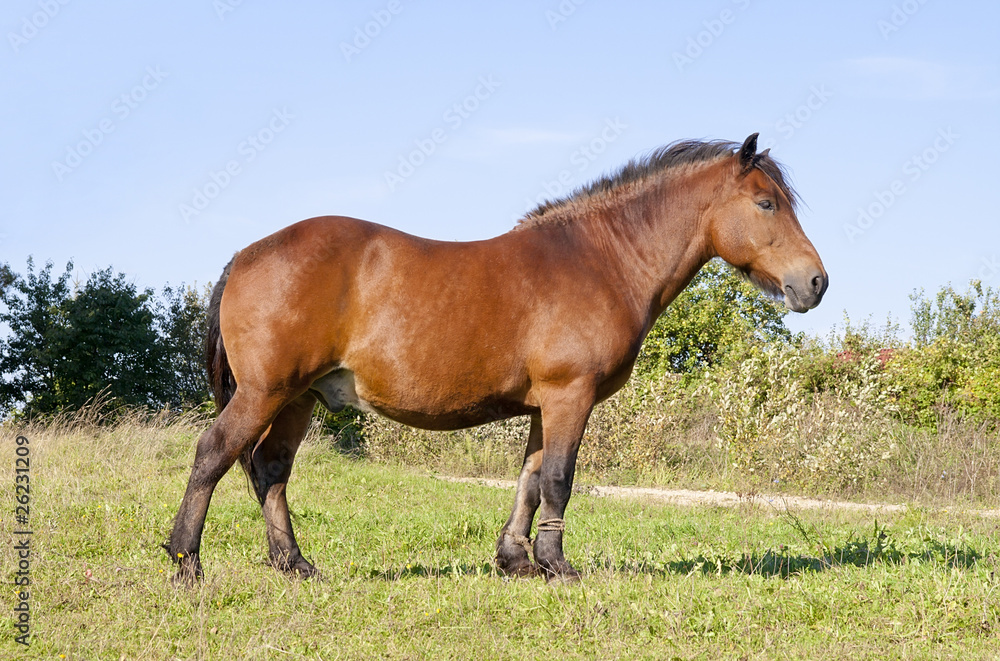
[367,536,984,582]
[609,536,983,580]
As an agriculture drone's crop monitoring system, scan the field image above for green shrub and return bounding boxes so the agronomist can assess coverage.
[360,413,528,477]
[636,259,790,378]
[887,281,1000,429]
[708,342,899,490]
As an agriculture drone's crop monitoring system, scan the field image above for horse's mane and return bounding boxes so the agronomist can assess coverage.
[516,139,799,228]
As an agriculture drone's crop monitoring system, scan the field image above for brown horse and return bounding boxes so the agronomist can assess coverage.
[166,133,827,584]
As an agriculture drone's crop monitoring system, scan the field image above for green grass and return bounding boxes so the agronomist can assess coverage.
[2,420,1000,659]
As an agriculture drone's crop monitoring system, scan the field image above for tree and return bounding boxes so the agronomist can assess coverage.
[48,267,167,412]
[891,280,1000,426]
[0,258,74,416]
[0,259,212,419]
[158,284,211,407]
[636,259,792,377]
[909,280,998,348]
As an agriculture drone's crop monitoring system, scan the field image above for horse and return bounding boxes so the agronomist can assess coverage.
[165,133,827,584]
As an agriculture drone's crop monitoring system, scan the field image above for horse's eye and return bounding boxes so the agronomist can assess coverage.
[757,200,774,211]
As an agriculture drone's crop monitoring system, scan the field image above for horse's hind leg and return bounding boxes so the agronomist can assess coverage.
[251,392,320,577]
[495,413,542,577]
[167,389,284,585]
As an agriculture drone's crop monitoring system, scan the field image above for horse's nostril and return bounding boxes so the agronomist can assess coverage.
[811,274,823,295]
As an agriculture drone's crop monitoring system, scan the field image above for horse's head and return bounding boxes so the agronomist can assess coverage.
[706,133,828,312]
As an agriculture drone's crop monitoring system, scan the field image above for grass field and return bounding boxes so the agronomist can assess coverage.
[3,418,1000,659]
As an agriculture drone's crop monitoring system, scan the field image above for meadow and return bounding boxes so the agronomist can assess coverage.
[2,413,999,660]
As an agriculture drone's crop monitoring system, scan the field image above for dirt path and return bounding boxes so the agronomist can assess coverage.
[435,475,1000,518]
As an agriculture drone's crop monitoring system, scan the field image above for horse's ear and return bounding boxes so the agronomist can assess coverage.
[738,133,759,171]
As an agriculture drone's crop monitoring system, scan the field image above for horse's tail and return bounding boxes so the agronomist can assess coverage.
[205,258,236,413]
[205,257,268,505]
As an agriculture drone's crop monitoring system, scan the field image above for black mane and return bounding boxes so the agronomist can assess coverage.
[519,139,799,224]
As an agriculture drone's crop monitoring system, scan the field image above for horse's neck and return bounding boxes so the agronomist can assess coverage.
[569,172,715,326]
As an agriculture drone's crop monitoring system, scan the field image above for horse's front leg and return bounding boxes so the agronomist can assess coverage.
[496,413,543,577]
[533,384,594,583]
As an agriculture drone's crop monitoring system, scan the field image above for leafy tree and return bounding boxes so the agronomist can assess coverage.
[909,281,998,347]
[0,260,212,419]
[0,262,14,293]
[158,284,211,407]
[0,258,74,416]
[48,267,167,412]
[636,259,792,377]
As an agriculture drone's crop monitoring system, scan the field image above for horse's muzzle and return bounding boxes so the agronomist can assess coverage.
[784,270,828,312]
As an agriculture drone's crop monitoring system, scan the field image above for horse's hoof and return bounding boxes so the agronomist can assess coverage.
[545,570,581,585]
[495,548,539,578]
[539,561,581,585]
[167,550,203,588]
[273,555,322,580]
[171,573,194,588]
[292,562,323,580]
[171,565,203,588]
[496,558,538,579]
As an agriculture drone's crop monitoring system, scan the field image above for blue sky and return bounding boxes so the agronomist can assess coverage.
[2,0,998,338]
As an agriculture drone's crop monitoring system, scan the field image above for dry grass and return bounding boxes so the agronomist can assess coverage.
[886,415,1000,505]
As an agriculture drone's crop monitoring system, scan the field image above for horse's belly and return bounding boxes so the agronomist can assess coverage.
[310,367,530,431]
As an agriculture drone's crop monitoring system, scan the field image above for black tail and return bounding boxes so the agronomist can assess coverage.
[204,259,266,504]
[205,258,236,413]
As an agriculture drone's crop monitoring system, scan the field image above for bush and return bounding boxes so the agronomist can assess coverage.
[361,414,528,477]
[887,282,1000,429]
[636,259,791,378]
[313,407,368,455]
[576,375,715,481]
[709,342,899,490]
